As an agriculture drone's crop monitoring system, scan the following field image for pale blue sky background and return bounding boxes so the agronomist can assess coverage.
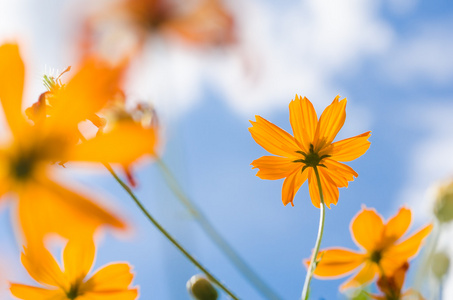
[0,0,453,299]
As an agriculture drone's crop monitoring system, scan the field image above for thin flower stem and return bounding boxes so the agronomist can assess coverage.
[301,166,326,300]
[156,158,283,300]
[103,162,239,300]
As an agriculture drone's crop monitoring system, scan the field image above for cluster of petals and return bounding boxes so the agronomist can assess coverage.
[0,43,157,247]
[249,95,371,207]
[311,206,432,291]
[10,239,138,300]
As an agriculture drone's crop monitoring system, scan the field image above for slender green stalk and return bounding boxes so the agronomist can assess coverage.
[157,158,282,300]
[103,162,239,300]
[301,166,326,300]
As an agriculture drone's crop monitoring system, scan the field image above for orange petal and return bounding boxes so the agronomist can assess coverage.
[307,167,339,208]
[384,207,412,243]
[350,207,385,251]
[77,290,139,300]
[81,263,136,292]
[69,124,156,164]
[340,261,378,291]
[310,248,365,278]
[249,116,299,158]
[0,43,26,135]
[251,156,299,180]
[10,284,64,300]
[323,159,358,187]
[20,247,66,288]
[313,96,346,151]
[386,224,433,263]
[330,131,371,162]
[289,95,317,152]
[281,166,307,206]
[63,238,96,282]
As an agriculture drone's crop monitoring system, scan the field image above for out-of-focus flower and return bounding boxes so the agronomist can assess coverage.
[0,43,156,247]
[10,239,138,300]
[187,275,218,300]
[372,262,425,300]
[433,179,453,223]
[309,206,432,290]
[249,95,371,207]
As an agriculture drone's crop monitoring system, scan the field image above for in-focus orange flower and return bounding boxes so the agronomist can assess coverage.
[249,95,371,207]
[309,206,432,291]
[10,239,139,300]
[0,43,156,247]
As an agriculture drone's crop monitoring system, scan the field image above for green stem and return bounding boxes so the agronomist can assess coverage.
[103,162,239,300]
[157,158,282,300]
[301,166,326,300]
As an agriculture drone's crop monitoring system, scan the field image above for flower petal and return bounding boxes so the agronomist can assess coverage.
[77,290,139,300]
[281,166,307,206]
[10,284,65,300]
[81,263,136,292]
[323,159,358,187]
[0,43,26,135]
[386,224,433,263]
[330,131,371,162]
[307,167,339,208]
[310,248,366,278]
[313,96,346,151]
[249,116,299,158]
[69,123,156,164]
[340,261,378,291]
[289,95,317,152]
[20,247,66,288]
[251,156,299,180]
[63,238,96,283]
[384,207,412,244]
[350,207,385,251]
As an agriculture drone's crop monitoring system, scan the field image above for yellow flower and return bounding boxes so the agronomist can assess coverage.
[310,206,432,290]
[10,239,139,300]
[249,95,371,207]
[0,43,156,246]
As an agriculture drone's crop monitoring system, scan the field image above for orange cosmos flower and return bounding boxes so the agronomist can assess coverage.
[310,206,432,291]
[0,43,156,247]
[249,95,371,207]
[10,239,138,300]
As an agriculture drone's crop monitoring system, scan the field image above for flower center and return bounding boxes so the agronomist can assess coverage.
[66,283,82,300]
[370,250,382,264]
[9,150,39,181]
[293,144,330,172]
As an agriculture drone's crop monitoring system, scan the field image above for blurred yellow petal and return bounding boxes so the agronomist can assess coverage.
[70,124,156,164]
[384,207,412,243]
[77,290,138,300]
[340,262,378,291]
[0,43,26,135]
[330,131,371,162]
[251,156,299,180]
[281,166,307,206]
[387,224,433,262]
[350,208,385,251]
[311,248,365,278]
[63,238,95,283]
[313,96,346,151]
[10,284,65,300]
[289,95,317,152]
[20,247,66,288]
[249,116,299,158]
[82,263,135,292]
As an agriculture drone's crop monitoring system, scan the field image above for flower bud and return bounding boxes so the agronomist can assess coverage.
[186,275,218,300]
[431,251,450,279]
[433,180,453,223]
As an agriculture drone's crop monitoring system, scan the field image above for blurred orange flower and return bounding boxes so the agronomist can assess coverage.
[0,43,156,246]
[10,239,138,300]
[310,207,432,290]
[249,95,371,207]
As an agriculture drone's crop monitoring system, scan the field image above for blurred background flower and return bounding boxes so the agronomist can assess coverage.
[0,0,452,299]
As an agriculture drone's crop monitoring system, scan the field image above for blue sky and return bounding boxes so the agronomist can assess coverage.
[0,0,453,299]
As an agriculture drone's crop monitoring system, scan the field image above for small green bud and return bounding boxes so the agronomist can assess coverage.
[431,251,450,279]
[186,275,218,300]
[433,180,453,223]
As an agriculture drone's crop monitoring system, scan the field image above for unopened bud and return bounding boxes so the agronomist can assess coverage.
[186,275,218,300]
[431,251,450,279]
[433,180,453,223]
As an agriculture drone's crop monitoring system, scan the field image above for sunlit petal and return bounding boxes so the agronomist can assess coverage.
[386,224,433,262]
[251,156,299,180]
[10,284,65,300]
[330,131,371,162]
[20,247,66,288]
[350,207,385,251]
[281,166,307,206]
[313,96,346,151]
[289,95,317,152]
[63,238,96,283]
[340,261,378,291]
[77,290,138,300]
[384,207,412,243]
[308,168,339,208]
[82,263,135,292]
[311,248,366,278]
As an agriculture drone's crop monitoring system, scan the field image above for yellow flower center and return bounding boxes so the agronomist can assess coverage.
[293,144,330,172]
[370,250,382,264]
[66,283,82,300]
[8,149,40,181]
